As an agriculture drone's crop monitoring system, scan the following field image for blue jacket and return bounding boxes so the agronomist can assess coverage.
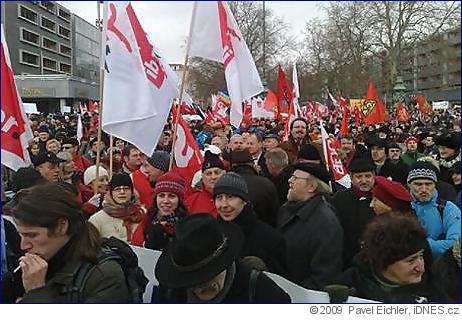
[411,191,461,260]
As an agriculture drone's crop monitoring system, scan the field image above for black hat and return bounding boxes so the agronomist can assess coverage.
[109,173,133,192]
[263,133,280,141]
[367,136,388,149]
[298,144,322,161]
[146,151,170,172]
[38,125,49,134]
[11,167,46,193]
[407,161,438,184]
[155,214,244,288]
[231,149,253,165]
[348,157,375,174]
[32,152,65,167]
[213,172,249,201]
[292,163,331,184]
[435,132,460,150]
[62,137,79,146]
[386,143,401,151]
[202,150,224,172]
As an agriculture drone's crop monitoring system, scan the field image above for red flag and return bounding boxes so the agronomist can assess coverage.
[211,94,230,124]
[396,101,411,122]
[320,122,351,188]
[204,111,215,124]
[362,81,386,126]
[1,25,33,170]
[277,65,293,121]
[416,95,432,116]
[264,89,278,118]
[171,105,204,189]
[88,100,97,112]
[180,101,197,115]
[242,100,252,126]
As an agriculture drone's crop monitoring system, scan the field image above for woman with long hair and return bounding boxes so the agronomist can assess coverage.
[132,172,187,250]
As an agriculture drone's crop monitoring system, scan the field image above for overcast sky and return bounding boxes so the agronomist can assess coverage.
[58,1,326,63]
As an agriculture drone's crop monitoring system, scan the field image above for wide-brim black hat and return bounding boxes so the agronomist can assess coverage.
[155,214,244,289]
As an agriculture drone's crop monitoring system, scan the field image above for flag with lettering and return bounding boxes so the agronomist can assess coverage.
[1,24,33,171]
[102,1,178,156]
[189,1,263,128]
[320,121,351,188]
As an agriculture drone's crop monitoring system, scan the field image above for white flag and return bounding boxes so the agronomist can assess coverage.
[189,1,263,128]
[102,1,178,156]
[251,97,274,119]
[292,62,300,117]
[76,114,83,142]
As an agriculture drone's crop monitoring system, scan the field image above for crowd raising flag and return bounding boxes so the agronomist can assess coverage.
[362,81,386,126]
[1,24,33,171]
[188,1,263,128]
[102,1,179,156]
[320,121,351,188]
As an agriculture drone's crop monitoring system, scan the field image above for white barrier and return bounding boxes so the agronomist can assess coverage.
[131,246,377,303]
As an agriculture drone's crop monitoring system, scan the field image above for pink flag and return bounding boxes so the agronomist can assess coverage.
[189,2,263,128]
[320,122,351,188]
[102,1,179,156]
[171,105,204,190]
[1,25,33,171]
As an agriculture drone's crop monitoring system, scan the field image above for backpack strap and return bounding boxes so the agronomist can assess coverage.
[248,269,261,303]
[436,197,447,221]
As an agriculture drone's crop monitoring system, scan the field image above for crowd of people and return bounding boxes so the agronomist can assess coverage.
[1,106,461,303]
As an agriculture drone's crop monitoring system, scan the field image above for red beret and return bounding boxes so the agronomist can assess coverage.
[372,176,412,211]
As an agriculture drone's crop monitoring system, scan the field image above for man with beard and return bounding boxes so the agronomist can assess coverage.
[277,163,343,290]
[121,145,143,175]
[330,157,376,269]
[131,151,169,209]
[407,162,461,260]
[379,143,409,185]
[279,118,310,164]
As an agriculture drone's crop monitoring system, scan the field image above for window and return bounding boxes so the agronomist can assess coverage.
[18,5,38,25]
[58,25,70,39]
[41,16,56,33]
[58,8,71,21]
[59,62,71,74]
[19,50,40,67]
[42,37,57,52]
[39,1,56,13]
[59,44,72,57]
[42,57,57,71]
[20,28,40,46]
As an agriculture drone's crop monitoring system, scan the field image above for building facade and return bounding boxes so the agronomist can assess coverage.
[1,1,100,113]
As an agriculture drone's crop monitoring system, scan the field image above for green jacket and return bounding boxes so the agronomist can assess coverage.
[20,259,130,303]
[401,151,425,167]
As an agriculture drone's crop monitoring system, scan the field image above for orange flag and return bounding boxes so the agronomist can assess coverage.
[396,102,411,122]
[361,81,386,126]
[416,95,432,116]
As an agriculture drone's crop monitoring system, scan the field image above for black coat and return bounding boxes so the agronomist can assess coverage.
[268,165,294,206]
[2,218,25,303]
[232,165,280,227]
[231,204,288,277]
[277,194,343,290]
[379,159,409,186]
[431,244,461,303]
[152,261,291,303]
[335,253,449,303]
[329,189,375,269]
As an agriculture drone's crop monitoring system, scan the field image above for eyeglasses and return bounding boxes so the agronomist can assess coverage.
[113,186,131,192]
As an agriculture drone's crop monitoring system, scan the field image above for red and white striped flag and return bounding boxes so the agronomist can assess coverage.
[189,1,263,128]
[1,25,33,171]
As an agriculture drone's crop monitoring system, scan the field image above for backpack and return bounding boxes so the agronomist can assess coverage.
[62,237,149,303]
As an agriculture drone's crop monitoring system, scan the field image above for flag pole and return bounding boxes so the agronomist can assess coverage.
[109,135,113,179]
[94,0,105,194]
[168,1,198,171]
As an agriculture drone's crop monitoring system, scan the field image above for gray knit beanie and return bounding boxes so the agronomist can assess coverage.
[213,172,249,201]
[147,151,170,172]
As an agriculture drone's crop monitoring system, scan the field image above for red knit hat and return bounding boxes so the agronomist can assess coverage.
[405,136,418,145]
[372,176,412,211]
[154,172,185,201]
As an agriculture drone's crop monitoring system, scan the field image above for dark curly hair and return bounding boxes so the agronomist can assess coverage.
[363,211,427,272]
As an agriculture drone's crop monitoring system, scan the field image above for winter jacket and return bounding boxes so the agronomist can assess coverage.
[401,151,425,167]
[232,165,280,227]
[277,194,343,290]
[330,188,375,269]
[131,169,155,209]
[378,159,409,186]
[439,152,461,185]
[267,165,294,206]
[335,253,448,303]
[431,239,461,303]
[185,186,218,218]
[279,136,311,165]
[153,261,290,303]
[229,204,288,277]
[411,191,461,260]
